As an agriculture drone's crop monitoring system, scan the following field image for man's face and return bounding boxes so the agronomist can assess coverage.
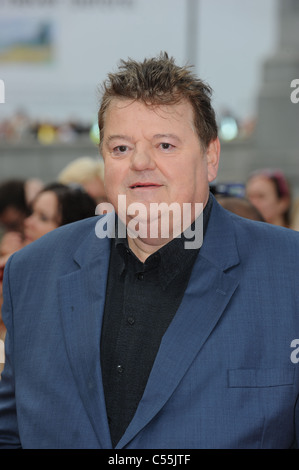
[101,98,219,236]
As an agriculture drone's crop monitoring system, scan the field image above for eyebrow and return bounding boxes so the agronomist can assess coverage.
[106,133,182,144]
[152,134,182,143]
[106,135,133,143]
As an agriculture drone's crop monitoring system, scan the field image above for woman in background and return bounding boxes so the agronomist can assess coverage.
[246,168,291,228]
[0,182,96,375]
[23,182,96,244]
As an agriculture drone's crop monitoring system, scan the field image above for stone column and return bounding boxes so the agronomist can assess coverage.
[254,0,299,153]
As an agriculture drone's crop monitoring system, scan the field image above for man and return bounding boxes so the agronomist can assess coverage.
[0,53,299,449]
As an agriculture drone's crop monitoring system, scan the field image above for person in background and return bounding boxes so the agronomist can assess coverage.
[0,179,30,235]
[0,178,44,259]
[210,182,264,221]
[290,197,299,231]
[0,179,33,376]
[217,196,264,221]
[24,178,44,206]
[0,182,97,376]
[245,168,291,227]
[57,156,107,204]
[23,182,97,244]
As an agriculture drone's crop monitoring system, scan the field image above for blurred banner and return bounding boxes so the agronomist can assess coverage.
[0,19,54,63]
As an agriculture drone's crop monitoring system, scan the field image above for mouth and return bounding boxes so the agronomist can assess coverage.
[24,230,33,242]
[129,182,162,189]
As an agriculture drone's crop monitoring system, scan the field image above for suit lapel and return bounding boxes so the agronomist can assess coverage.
[58,219,113,448]
[117,200,241,448]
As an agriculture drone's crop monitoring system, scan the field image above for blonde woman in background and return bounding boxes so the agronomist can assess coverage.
[58,156,107,203]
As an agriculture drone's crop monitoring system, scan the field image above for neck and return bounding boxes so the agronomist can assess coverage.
[125,196,211,261]
[270,215,288,227]
[127,234,174,262]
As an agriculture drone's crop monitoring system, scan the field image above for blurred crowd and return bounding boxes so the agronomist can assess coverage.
[0,156,106,263]
[212,168,299,230]
[0,156,107,365]
[0,111,95,145]
[1,158,299,374]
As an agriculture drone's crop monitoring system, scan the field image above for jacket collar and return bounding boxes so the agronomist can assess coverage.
[199,194,240,272]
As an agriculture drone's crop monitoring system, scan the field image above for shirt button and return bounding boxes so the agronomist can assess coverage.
[137,272,144,280]
[127,316,135,325]
[117,364,124,373]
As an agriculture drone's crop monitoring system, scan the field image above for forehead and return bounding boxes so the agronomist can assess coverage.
[248,176,275,191]
[34,191,58,211]
[104,98,195,130]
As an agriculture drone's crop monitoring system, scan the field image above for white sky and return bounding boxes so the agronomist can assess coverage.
[0,0,278,123]
[198,0,278,122]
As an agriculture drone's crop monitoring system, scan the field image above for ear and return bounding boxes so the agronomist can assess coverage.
[206,137,220,183]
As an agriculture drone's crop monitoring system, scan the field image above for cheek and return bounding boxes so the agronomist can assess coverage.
[169,176,204,204]
[104,168,126,206]
[40,222,58,236]
[255,199,270,214]
[105,164,124,186]
[263,194,278,210]
[179,164,208,195]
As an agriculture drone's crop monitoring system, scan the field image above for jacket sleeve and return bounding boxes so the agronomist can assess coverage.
[0,255,22,449]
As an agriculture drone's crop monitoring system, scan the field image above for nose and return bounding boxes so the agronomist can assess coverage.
[130,145,156,171]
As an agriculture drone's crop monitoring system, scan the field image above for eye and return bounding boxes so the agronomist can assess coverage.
[159,142,174,151]
[39,213,51,223]
[112,145,129,154]
[116,145,128,152]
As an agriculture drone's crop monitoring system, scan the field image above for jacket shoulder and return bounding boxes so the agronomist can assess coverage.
[226,207,299,255]
[7,216,101,268]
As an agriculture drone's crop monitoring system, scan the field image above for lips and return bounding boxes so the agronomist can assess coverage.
[24,232,33,243]
[129,182,162,189]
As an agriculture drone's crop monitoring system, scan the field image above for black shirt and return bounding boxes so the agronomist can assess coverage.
[100,195,213,447]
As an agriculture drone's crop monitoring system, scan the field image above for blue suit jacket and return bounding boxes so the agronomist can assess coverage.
[0,198,299,449]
